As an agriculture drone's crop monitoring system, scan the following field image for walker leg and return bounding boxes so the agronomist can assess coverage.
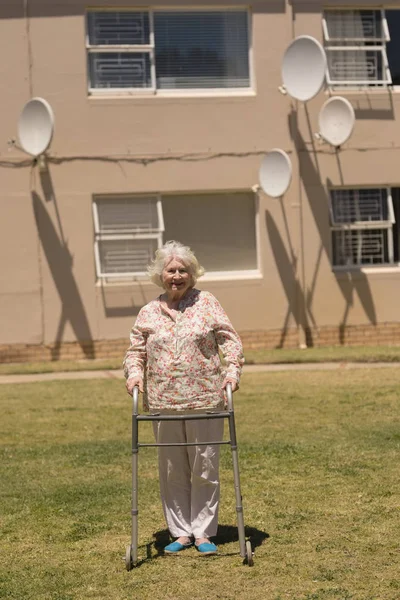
[226,384,254,566]
[228,410,247,559]
[130,450,139,567]
[126,388,139,570]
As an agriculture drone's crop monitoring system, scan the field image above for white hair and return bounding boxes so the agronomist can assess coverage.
[148,240,205,288]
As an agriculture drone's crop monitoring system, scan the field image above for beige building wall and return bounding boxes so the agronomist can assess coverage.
[1,0,400,359]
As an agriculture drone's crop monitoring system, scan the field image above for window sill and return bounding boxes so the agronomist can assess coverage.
[202,270,262,282]
[333,265,400,276]
[88,89,256,101]
[325,86,398,96]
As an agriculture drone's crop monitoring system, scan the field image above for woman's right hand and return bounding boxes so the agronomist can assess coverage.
[126,377,143,395]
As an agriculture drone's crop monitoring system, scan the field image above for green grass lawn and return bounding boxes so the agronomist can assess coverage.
[1,370,399,599]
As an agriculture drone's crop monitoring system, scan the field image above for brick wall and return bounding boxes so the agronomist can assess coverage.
[0,339,128,364]
[241,323,400,349]
[1,322,400,363]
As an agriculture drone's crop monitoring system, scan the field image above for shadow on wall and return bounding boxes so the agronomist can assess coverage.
[32,186,94,359]
[253,0,286,13]
[100,282,145,319]
[39,167,55,203]
[289,1,322,12]
[352,92,395,121]
[36,168,147,340]
[288,106,377,341]
[265,210,315,348]
[0,3,83,18]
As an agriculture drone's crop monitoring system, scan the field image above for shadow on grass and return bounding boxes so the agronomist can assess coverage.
[215,524,269,550]
[153,524,268,550]
[130,525,269,568]
[152,524,268,553]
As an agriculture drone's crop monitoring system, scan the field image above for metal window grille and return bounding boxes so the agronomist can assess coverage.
[87,11,150,45]
[323,9,392,87]
[330,188,395,267]
[88,53,152,89]
[86,9,250,92]
[93,196,164,278]
[332,229,389,266]
[87,11,155,91]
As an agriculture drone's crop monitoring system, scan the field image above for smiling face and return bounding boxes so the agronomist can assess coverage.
[161,257,193,299]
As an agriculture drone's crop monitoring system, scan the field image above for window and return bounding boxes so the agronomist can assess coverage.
[93,195,164,277]
[93,192,258,279]
[329,188,400,267]
[323,9,392,86]
[86,9,251,93]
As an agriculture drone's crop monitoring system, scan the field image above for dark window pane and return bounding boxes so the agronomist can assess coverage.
[154,11,250,89]
[391,187,400,262]
[386,11,400,85]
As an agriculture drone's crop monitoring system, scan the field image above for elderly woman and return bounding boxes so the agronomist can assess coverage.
[123,240,244,556]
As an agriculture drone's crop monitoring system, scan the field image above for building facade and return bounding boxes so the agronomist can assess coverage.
[2,0,400,362]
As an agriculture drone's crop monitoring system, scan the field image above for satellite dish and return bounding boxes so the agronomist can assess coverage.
[318,96,355,147]
[259,149,292,198]
[281,35,327,102]
[18,97,54,156]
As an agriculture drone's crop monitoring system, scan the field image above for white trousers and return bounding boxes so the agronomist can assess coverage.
[153,415,224,539]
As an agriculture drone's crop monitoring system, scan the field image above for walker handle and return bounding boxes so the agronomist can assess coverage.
[132,385,139,416]
[226,382,234,412]
[132,383,233,414]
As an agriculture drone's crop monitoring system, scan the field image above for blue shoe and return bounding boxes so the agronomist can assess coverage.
[164,540,193,554]
[195,542,217,555]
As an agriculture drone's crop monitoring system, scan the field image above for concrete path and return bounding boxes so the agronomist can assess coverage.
[0,361,398,385]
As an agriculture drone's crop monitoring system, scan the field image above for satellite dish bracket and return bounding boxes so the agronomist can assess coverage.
[34,154,48,171]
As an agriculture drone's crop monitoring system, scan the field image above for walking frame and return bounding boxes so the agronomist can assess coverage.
[125,383,254,569]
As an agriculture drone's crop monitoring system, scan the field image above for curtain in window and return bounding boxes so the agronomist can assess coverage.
[97,197,160,232]
[326,10,379,84]
[162,192,257,271]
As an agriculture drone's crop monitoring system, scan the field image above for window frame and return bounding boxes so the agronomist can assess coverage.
[323,8,393,88]
[92,190,261,282]
[86,6,253,97]
[329,186,398,269]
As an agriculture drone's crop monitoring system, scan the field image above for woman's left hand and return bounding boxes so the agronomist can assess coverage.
[221,377,238,393]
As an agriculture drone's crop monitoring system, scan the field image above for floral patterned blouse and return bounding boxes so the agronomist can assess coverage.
[123,288,244,411]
